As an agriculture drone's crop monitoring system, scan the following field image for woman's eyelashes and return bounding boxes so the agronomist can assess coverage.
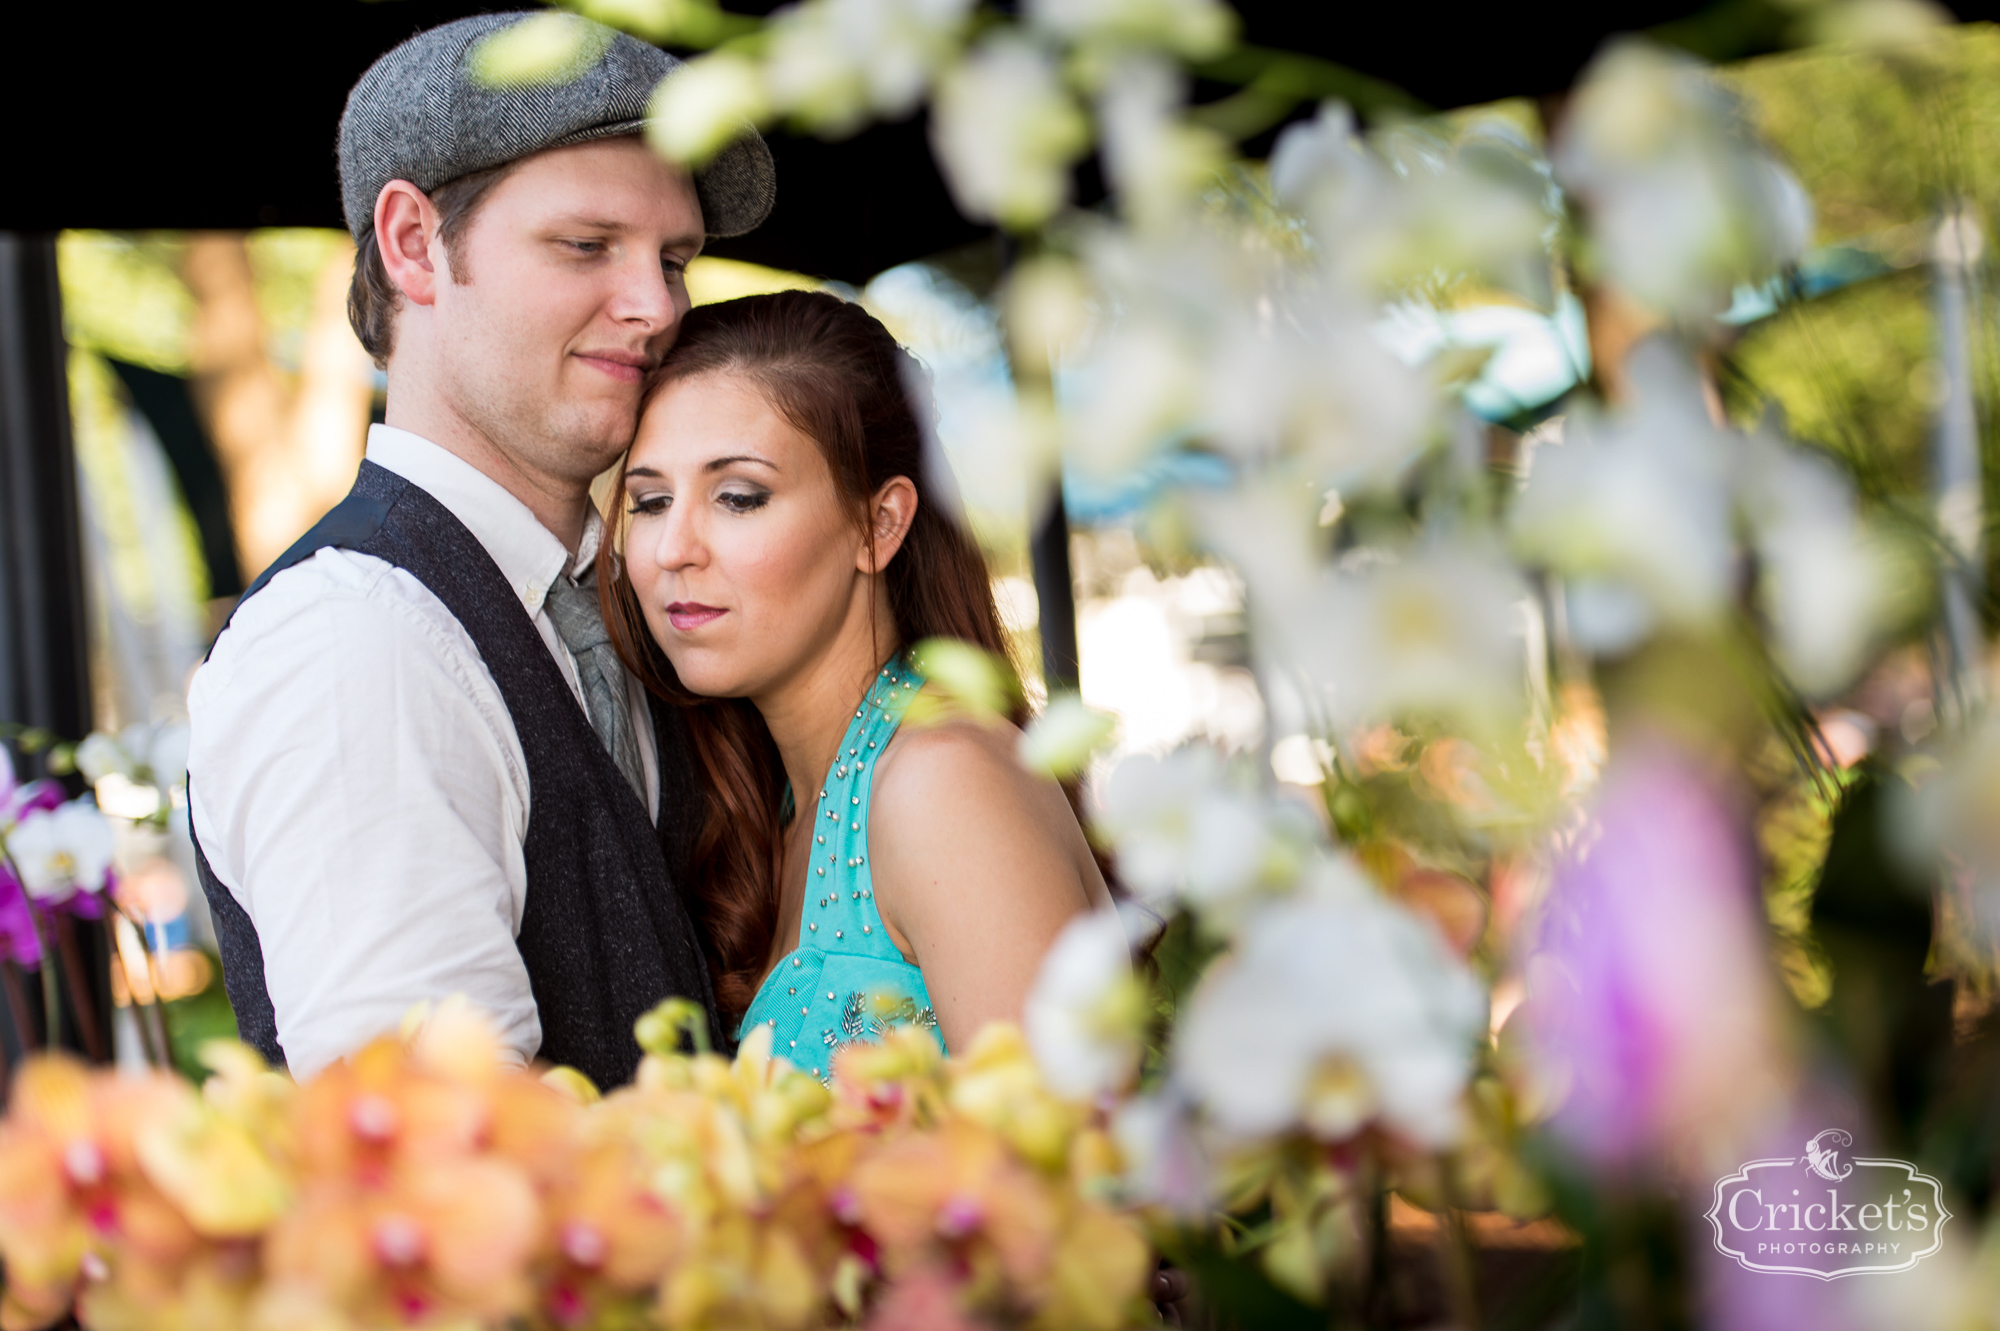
[627,486,770,517]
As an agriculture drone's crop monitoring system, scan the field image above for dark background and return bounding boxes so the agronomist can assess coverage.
[11,0,1995,283]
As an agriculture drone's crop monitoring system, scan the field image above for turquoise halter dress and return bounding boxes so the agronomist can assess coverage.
[737,655,942,1078]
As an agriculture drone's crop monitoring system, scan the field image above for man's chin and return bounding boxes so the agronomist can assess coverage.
[549,406,644,467]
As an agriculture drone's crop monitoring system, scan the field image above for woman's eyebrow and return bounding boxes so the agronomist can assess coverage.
[625,465,664,480]
[705,454,779,473]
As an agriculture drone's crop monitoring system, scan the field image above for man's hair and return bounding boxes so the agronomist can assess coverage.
[346,161,521,367]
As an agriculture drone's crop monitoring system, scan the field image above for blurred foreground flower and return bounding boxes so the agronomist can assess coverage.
[648,53,772,166]
[1017,695,1117,777]
[1515,739,1790,1171]
[1024,908,1145,1098]
[931,38,1091,229]
[1511,341,1736,653]
[1095,744,1316,916]
[0,998,1152,1331]
[467,10,615,88]
[1272,102,1554,305]
[763,0,974,135]
[1555,40,1811,320]
[1024,0,1236,59]
[1174,875,1486,1148]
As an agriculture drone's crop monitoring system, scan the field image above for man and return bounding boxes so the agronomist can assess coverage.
[188,12,774,1089]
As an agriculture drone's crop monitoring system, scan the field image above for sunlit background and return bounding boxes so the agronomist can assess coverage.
[58,22,2000,1070]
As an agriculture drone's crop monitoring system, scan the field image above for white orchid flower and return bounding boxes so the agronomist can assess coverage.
[1095,57,1227,229]
[765,0,975,134]
[5,799,115,904]
[930,38,1090,229]
[1025,907,1145,1098]
[1736,432,1907,696]
[1173,880,1486,1148]
[1199,296,1436,491]
[146,723,191,793]
[1273,104,1554,307]
[73,731,132,785]
[1299,538,1531,731]
[1059,319,1203,482]
[1094,745,1316,916]
[1111,1090,1214,1217]
[1555,40,1811,320]
[1510,340,1737,651]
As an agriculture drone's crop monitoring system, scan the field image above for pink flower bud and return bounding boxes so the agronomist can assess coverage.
[935,1193,984,1239]
[371,1213,426,1268]
[62,1139,106,1188]
[349,1094,400,1144]
[560,1221,608,1269]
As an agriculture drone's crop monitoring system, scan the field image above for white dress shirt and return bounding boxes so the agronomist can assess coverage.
[188,425,660,1079]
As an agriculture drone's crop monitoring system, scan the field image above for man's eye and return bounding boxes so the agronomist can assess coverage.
[718,491,769,514]
[628,494,670,516]
[567,239,607,255]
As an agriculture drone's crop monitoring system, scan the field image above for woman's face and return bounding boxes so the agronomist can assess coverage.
[623,370,874,700]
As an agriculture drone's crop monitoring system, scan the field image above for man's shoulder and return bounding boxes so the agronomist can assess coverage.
[195,546,476,699]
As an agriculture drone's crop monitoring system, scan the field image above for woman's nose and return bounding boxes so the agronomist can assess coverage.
[647,505,704,572]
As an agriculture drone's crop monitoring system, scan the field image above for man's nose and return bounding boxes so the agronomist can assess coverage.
[608,253,677,334]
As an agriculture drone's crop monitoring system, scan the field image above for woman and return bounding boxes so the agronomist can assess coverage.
[600,290,1110,1072]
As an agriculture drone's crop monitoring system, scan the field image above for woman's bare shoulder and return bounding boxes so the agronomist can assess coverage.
[870,715,1035,829]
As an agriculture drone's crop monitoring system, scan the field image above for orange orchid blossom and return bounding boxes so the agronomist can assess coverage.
[0,1000,1153,1331]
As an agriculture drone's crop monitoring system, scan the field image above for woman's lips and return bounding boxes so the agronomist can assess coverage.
[666,602,726,631]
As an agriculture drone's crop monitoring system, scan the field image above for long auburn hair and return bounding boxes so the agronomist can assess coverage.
[598,290,1021,1020]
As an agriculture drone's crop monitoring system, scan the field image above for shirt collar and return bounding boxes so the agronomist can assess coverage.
[364,425,601,616]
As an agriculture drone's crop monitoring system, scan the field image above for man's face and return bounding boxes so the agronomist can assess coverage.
[428,137,704,489]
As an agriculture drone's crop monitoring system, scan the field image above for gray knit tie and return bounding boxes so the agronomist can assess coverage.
[543,571,647,803]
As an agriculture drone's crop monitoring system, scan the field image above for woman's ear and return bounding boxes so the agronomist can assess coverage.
[859,476,920,574]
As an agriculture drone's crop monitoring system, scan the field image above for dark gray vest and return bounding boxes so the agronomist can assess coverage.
[192,460,724,1090]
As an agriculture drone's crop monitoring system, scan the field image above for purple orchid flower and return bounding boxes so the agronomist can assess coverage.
[1517,737,1789,1171]
[4,779,65,823]
[60,865,112,920]
[0,862,42,968]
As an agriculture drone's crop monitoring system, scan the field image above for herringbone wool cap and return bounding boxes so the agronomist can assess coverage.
[338,12,776,241]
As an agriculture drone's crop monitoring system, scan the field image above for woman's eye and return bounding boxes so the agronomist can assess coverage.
[718,490,769,514]
[627,494,670,516]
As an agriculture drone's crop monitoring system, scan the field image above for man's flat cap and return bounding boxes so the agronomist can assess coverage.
[339,12,774,242]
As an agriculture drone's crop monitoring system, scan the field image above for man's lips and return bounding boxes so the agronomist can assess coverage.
[575,350,652,384]
[666,602,726,631]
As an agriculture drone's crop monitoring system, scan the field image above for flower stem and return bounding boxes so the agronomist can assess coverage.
[53,916,106,1062]
[34,912,58,1050]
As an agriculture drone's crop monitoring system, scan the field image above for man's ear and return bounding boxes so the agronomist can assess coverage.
[375,180,444,307]
[859,476,919,574]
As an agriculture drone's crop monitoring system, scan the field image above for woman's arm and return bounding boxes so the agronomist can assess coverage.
[866,717,1110,1051]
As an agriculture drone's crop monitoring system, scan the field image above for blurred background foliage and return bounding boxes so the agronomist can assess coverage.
[1724,28,2000,515]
